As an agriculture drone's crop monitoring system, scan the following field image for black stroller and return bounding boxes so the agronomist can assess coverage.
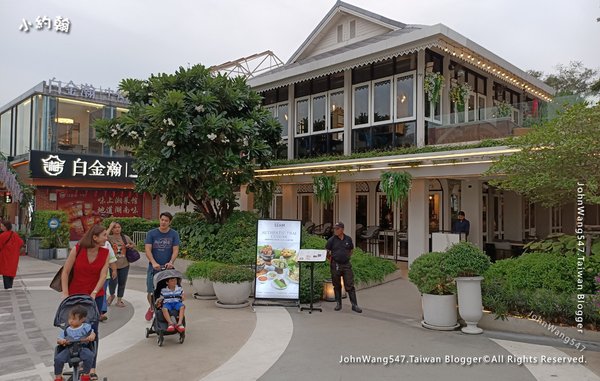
[53,294,103,381]
[145,268,186,346]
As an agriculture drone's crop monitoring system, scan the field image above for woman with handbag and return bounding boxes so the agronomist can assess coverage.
[106,221,135,307]
[0,220,24,290]
[61,223,110,381]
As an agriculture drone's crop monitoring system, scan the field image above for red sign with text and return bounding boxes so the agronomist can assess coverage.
[56,189,143,240]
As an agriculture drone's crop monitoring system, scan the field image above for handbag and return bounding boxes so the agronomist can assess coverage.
[121,233,140,263]
[49,245,81,292]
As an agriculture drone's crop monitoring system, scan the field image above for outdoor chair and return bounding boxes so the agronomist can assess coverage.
[304,221,316,234]
[360,226,380,256]
[313,223,332,238]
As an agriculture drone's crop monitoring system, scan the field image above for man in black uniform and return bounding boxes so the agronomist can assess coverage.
[452,211,470,239]
[326,222,362,313]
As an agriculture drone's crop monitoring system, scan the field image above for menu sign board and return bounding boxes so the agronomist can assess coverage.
[297,249,327,263]
[255,220,301,301]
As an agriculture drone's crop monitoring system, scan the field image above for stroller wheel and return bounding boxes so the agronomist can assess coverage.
[145,327,150,338]
[179,333,185,344]
[157,333,164,347]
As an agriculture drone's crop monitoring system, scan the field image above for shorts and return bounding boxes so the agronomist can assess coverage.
[146,268,156,293]
[163,301,184,312]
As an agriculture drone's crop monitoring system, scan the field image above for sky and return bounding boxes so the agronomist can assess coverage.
[0,0,599,107]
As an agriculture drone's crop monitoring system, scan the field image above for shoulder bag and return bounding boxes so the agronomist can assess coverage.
[122,233,140,263]
[49,245,81,292]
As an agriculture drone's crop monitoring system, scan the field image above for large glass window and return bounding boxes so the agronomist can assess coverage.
[0,111,11,155]
[395,73,415,120]
[373,79,391,123]
[329,91,344,130]
[55,98,104,154]
[277,103,289,138]
[312,94,326,133]
[353,84,369,126]
[296,98,309,135]
[16,98,32,155]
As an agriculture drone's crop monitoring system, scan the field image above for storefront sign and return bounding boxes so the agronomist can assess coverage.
[30,150,137,182]
[57,189,143,240]
[255,220,301,301]
[47,77,127,103]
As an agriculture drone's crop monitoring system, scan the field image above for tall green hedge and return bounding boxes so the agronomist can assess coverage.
[31,210,70,248]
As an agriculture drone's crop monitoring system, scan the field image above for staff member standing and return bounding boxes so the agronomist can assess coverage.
[452,211,470,239]
[325,222,362,313]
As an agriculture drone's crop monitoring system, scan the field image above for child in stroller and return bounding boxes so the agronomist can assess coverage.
[53,295,99,381]
[145,268,186,346]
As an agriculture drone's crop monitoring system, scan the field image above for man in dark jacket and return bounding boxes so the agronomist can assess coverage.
[325,222,362,313]
[452,211,470,239]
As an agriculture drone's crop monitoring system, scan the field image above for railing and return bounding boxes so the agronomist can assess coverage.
[132,231,148,246]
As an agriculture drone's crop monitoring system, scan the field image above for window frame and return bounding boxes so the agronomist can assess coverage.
[352,81,371,128]
[295,96,311,137]
[371,76,394,126]
[393,70,417,122]
[310,91,328,135]
[328,89,345,131]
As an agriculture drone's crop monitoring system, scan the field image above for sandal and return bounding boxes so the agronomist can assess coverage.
[116,300,126,307]
[89,373,98,381]
[107,295,115,306]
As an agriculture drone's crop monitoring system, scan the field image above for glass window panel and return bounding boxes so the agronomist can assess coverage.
[394,121,416,147]
[16,99,32,155]
[329,91,344,130]
[294,136,311,158]
[372,124,393,149]
[312,133,328,155]
[354,85,369,126]
[0,111,11,155]
[330,131,344,155]
[477,77,485,95]
[478,95,486,120]
[277,103,288,138]
[395,75,414,119]
[312,95,326,133]
[352,127,370,152]
[296,99,309,135]
[373,80,391,122]
[467,93,476,122]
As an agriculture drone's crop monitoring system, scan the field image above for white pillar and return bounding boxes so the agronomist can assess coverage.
[282,184,298,220]
[338,182,356,241]
[408,178,428,265]
[343,68,352,156]
[238,185,252,212]
[287,84,295,160]
[461,180,482,248]
[503,191,522,241]
[416,50,426,148]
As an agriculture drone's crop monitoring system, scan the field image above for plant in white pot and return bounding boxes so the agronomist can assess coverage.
[185,261,221,300]
[445,242,492,334]
[408,251,459,330]
[208,264,254,309]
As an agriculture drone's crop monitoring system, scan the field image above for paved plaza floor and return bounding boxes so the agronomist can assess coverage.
[1,256,599,381]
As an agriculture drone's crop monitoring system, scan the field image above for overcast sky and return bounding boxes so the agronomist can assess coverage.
[1,0,598,107]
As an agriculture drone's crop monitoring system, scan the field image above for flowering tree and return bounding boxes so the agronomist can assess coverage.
[94,65,282,223]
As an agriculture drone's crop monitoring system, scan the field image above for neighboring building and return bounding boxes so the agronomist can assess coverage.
[247,1,599,263]
[0,80,157,240]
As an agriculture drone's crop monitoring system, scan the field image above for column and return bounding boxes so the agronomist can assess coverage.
[281,184,298,220]
[343,68,352,156]
[442,54,451,126]
[238,184,253,212]
[503,191,522,241]
[287,84,295,160]
[460,179,482,248]
[338,182,356,241]
[416,50,426,148]
[408,178,428,265]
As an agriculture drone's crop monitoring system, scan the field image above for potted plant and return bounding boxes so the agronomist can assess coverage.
[313,175,336,206]
[30,210,70,260]
[449,82,472,111]
[408,251,459,330]
[495,100,512,118]
[444,242,491,334]
[208,264,255,308]
[424,72,444,104]
[380,172,411,207]
[185,260,221,300]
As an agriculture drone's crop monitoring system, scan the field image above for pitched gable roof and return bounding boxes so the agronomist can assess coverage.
[287,1,407,64]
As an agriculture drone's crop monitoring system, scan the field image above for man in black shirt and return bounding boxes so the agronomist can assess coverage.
[452,211,470,239]
[325,222,362,313]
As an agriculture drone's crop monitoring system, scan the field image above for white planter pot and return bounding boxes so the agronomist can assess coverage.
[213,281,252,307]
[55,248,68,259]
[456,276,484,334]
[191,278,215,299]
[421,293,459,330]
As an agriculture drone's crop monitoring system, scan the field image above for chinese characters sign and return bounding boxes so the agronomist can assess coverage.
[19,16,71,33]
[57,189,143,240]
[30,151,137,183]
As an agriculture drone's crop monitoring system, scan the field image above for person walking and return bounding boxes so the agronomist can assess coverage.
[99,240,117,322]
[325,222,362,313]
[452,211,470,239]
[144,212,180,321]
[107,221,133,308]
[61,224,110,381]
[0,220,24,290]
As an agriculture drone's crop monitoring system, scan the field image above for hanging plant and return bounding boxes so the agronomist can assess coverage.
[248,180,276,219]
[424,72,444,104]
[313,175,336,206]
[496,100,512,118]
[380,172,412,207]
[449,82,472,108]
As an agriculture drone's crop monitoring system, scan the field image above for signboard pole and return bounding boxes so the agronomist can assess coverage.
[300,263,322,313]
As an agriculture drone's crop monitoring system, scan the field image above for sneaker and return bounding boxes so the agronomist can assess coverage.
[145,307,153,321]
[176,324,185,333]
[166,324,176,333]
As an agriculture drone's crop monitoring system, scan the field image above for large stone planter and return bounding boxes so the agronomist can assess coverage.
[213,281,252,308]
[190,277,216,300]
[55,248,69,259]
[456,276,484,334]
[38,248,55,260]
[421,293,459,330]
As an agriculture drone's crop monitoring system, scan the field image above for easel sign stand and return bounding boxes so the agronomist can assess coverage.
[298,249,327,314]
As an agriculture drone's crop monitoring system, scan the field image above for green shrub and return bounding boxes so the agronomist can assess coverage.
[445,241,491,277]
[102,217,158,237]
[299,263,328,303]
[185,260,224,280]
[31,210,70,248]
[524,233,600,256]
[408,252,455,295]
[208,264,254,283]
[171,212,204,232]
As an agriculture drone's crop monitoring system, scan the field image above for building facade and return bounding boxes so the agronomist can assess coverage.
[247,1,599,263]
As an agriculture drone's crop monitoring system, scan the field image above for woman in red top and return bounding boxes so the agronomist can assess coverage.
[0,220,24,289]
[61,224,109,381]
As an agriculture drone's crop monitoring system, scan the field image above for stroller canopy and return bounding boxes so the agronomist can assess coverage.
[54,294,100,328]
[153,269,184,289]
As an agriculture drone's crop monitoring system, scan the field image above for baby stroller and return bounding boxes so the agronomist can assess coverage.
[145,268,186,346]
[53,294,102,381]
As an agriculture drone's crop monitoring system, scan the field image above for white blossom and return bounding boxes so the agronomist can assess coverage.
[166,140,176,147]
[207,133,217,141]
[222,136,230,143]
[167,118,175,126]
[163,119,168,125]
[195,104,205,113]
